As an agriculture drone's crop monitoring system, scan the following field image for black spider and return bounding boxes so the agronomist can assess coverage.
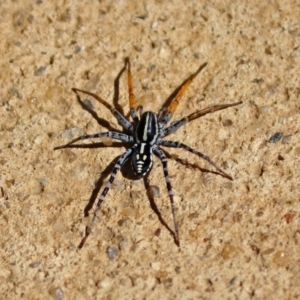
[55,58,241,247]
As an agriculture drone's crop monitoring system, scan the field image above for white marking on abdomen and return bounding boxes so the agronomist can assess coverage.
[140,143,146,154]
[142,113,150,141]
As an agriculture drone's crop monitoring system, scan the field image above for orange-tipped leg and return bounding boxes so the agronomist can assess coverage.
[160,62,208,124]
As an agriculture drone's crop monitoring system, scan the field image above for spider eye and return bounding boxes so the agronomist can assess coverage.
[131,143,153,176]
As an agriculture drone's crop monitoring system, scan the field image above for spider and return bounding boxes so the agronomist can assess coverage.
[55,58,242,247]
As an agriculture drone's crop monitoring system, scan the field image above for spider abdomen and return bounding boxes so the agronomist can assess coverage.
[131,143,153,176]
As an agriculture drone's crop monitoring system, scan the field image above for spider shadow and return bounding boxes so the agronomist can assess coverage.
[112,60,127,116]
[76,147,224,249]
[82,155,123,217]
[74,144,226,249]
[75,95,114,131]
[142,172,179,246]
[163,149,229,179]
[77,154,124,249]
[55,141,127,150]
[81,151,136,219]
[77,153,179,248]
[121,158,179,245]
[74,60,128,133]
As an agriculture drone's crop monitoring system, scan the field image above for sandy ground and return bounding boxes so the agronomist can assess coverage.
[1,0,300,299]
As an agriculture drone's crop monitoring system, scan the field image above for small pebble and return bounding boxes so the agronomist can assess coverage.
[119,238,129,250]
[221,244,236,259]
[222,119,233,127]
[268,132,283,143]
[34,66,46,76]
[106,247,119,260]
[29,261,41,268]
[150,261,161,270]
[70,163,88,181]
[64,149,77,163]
[61,127,84,140]
[6,179,16,188]
[154,228,161,236]
[273,250,289,265]
[282,135,292,144]
[149,185,160,198]
[49,287,64,300]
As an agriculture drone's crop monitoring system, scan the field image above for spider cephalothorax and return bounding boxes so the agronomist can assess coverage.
[55,58,241,247]
[132,111,159,176]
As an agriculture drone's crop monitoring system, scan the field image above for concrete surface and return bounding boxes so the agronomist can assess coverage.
[0,0,299,299]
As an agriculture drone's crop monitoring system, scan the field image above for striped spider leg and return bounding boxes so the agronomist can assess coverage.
[153,64,242,245]
[159,101,243,181]
[154,102,242,245]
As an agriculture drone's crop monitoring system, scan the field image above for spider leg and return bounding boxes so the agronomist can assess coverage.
[153,147,180,246]
[158,62,207,125]
[159,140,233,180]
[161,101,242,138]
[126,58,140,123]
[54,131,133,150]
[80,147,134,247]
[72,88,134,132]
